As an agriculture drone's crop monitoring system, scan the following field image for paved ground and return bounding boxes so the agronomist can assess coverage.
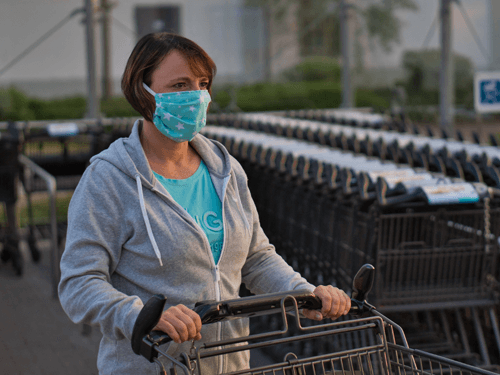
[0,238,102,375]
[0,236,273,375]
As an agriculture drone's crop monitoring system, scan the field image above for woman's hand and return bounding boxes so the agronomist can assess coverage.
[153,304,202,344]
[302,285,351,321]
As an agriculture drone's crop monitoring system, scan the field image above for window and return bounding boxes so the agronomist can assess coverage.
[135,6,180,39]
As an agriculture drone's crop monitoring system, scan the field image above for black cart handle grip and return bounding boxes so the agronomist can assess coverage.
[131,294,167,356]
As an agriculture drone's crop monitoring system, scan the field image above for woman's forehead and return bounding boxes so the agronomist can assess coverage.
[153,50,209,82]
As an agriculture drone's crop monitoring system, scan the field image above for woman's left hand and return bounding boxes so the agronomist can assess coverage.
[302,285,351,321]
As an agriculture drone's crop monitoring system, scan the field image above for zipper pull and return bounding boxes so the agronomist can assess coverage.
[215,266,221,283]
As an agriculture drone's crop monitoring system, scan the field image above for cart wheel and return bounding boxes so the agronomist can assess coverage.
[3,236,23,276]
[12,251,23,276]
[27,235,41,263]
[1,247,11,263]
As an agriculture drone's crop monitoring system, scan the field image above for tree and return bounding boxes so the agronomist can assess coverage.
[402,49,474,91]
[245,0,418,58]
[363,0,418,52]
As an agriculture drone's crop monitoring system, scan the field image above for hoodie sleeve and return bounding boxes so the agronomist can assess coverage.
[230,158,316,295]
[58,160,143,341]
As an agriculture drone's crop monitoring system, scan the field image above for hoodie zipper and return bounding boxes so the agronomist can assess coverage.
[152,171,230,373]
[215,174,230,374]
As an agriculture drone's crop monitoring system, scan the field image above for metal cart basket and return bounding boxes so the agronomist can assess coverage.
[334,206,499,309]
[131,265,499,375]
[164,309,497,375]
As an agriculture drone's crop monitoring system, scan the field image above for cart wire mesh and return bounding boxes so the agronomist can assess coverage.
[166,314,497,375]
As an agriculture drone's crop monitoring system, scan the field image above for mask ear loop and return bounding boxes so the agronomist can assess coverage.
[142,82,157,96]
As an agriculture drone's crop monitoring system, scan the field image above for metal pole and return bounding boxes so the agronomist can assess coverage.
[340,0,353,109]
[263,4,272,81]
[489,307,500,360]
[490,0,500,70]
[84,0,99,119]
[439,0,454,135]
[18,155,59,299]
[471,307,491,366]
[101,0,112,99]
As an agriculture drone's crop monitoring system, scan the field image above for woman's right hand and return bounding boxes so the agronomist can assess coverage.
[153,304,202,344]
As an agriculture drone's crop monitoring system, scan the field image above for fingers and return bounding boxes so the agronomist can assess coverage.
[309,285,351,321]
[301,308,324,321]
[154,304,202,344]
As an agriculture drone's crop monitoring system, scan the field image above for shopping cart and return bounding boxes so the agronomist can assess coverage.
[131,265,499,375]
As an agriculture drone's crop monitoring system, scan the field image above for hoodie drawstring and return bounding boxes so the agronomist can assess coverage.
[136,175,163,266]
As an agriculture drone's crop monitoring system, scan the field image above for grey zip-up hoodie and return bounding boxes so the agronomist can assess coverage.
[58,120,315,375]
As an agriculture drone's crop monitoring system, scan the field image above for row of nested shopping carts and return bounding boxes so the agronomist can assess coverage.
[202,110,500,371]
[1,111,500,371]
[285,108,498,145]
[0,118,136,278]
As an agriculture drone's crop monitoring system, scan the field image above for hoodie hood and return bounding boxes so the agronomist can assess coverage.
[90,119,232,193]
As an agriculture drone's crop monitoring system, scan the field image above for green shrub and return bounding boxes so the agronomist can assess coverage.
[403,88,473,110]
[356,88,391,111]
[0,87,36,121]
[402,49,474,91]
[234,81,342,112]
[211,87,232,112]
[304,82,343,108]
[0,88,140,121]
[214,81,389,112]
[29,96,87,120]
[101,97,140,117]
[282,56,341,82]
[1,81,393,120]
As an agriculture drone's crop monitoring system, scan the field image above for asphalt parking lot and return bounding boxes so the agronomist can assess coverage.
[0,238,101,375]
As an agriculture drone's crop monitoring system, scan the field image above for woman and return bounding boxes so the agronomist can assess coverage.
[58,32,350,375]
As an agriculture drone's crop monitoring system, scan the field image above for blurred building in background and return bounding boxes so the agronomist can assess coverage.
[0,0,494,99]
[134,5,181,37]
[0,0,271,98]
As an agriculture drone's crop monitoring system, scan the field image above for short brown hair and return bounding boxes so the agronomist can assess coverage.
[121,33,217,122]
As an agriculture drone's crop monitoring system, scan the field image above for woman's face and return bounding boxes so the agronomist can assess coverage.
[149,49,210,94]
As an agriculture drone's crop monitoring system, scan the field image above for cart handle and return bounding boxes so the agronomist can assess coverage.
[131,264,376,362]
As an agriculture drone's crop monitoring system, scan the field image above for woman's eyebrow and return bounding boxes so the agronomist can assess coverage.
[166,75,209,84]
[167,76,193,83]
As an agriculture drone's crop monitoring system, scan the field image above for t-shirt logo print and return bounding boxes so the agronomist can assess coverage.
[203,211,223,232]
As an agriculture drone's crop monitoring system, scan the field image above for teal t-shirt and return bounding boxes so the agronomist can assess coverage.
[153,161,224,264]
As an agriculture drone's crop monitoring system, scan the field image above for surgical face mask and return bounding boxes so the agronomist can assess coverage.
[143,82,211,142]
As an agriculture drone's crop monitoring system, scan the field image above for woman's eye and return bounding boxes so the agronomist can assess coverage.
[174,82,185,88]
[200,81,209,88]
